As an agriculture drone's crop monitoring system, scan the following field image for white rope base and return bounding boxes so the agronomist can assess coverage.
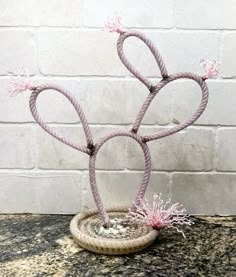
[70,207,158,255]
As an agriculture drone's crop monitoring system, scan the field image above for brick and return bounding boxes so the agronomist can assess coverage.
[81,0,173,28]
[90,126,127,170]
[38,126,126,170]
[82,172,170,209]
[0,0,172,28]
[0,78,82,123]
[5,79,171,126]
[123,31,218,77]
[217,128,236,171]
[173,80,236,126]
[38,31,125,76]
[127,128,214,171]
[172,173,236,214]
[0,126,35,169]
[0,172,81,213]
[175,0,236,30]
[0,31,36,75]
[34,78,83,123]
[222,33,236,78]
[38,31,218,77]
[0,0,82,26]
[0,78,32,122]
[81,79,125,124]
[38,126,88,170]
[81,79,171,125]
[0,1,234,216]
[124,79,172,125]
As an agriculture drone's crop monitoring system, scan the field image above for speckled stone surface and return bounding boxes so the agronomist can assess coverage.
[0,215,235,277]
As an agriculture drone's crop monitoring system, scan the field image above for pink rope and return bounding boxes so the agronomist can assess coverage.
[131,73,208,139]
[117,31,168,89]
[143,73,208,142]
[29,83,93,154]
[26,30,209,226]
[89,130,151,226]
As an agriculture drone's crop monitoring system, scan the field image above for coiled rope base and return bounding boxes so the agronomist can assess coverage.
[70,207,158,255]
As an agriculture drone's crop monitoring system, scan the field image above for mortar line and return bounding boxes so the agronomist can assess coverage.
[1,169,236,174]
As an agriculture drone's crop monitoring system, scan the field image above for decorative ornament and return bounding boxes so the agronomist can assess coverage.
[11,14,217,255]
[200,59,221,80]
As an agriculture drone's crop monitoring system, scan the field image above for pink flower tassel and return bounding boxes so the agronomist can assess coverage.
[103,13,124,34]
[9,68,35,97]
[200,59,221,80]
[126,194,193,238]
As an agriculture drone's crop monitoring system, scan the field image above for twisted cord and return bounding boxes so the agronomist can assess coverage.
[141,73,209,142]
[89,130,151,226]
[132,92,156,133]
[29,83,93,154]
[70,208,158,255]
[27,30,209,228]
[117,31,168,90]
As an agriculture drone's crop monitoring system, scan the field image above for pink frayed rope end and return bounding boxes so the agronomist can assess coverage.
[9,68,35,97]
[103,13,124,34]
[126,193,193,238]
[200,59,221,80]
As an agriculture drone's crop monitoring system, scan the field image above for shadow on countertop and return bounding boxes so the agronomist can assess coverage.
[0,214,235,277]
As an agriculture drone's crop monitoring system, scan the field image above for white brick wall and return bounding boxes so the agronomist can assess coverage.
[0,1,235,215]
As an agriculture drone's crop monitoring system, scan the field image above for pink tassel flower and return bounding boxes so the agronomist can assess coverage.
[9,67,35,97]
[200,59,221,80]
[103,13,124,34]
[126,194,193,238]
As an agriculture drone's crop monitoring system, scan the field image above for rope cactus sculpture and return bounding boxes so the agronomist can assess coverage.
[10,14,220,255]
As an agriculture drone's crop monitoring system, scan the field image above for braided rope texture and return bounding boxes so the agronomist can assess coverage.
[29,30,209,228]
[70,207,158,255]
[30,83,93,154]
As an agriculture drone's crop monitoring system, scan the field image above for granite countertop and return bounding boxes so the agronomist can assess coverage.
[0,215,235,277]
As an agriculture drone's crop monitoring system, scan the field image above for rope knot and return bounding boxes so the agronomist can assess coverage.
[87,143,95,155]
[149,85,156,93]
